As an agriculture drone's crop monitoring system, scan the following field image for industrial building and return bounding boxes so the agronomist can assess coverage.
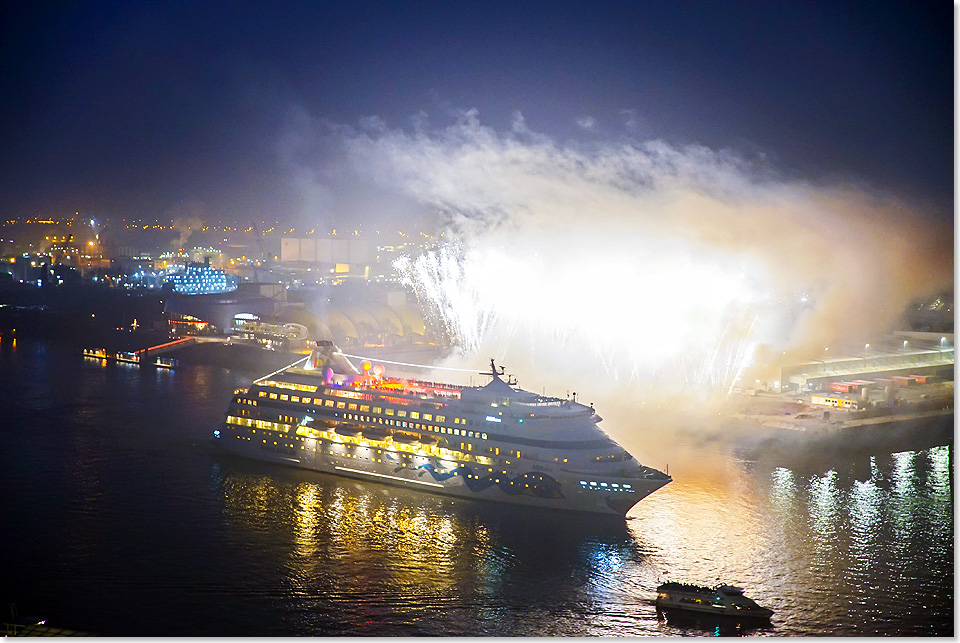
[279,237,375,276]
[780,332,953,392]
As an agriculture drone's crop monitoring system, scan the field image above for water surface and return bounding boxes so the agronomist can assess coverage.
[0,339,951,636]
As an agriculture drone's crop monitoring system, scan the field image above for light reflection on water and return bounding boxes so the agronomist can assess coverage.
[208,438,952,636]
[0,341,952,636]
[212,458,661,636]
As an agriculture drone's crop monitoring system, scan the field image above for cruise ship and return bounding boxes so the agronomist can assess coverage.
[214,341,671,515]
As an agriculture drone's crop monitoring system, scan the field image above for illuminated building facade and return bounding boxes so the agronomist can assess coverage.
[164,261,238,295]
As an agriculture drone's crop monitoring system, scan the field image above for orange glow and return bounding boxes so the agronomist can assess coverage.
[168,319,208,326]
[137,336,196,355]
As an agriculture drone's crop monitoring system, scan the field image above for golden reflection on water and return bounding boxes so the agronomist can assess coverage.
[221,472,492,598]
[293,482,321,559]
[212,442,952,636]
[666,445,947,628]
[627,451,769,588]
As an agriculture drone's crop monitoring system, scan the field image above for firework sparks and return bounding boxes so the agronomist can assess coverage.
[341,115,951,405]
[397,233,764,393]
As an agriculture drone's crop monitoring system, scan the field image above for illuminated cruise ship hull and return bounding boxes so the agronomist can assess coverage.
[215,342,671,516]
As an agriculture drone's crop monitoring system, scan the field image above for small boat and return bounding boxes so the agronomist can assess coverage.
[656,582,773,620]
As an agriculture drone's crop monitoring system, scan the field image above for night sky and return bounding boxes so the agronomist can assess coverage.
[1,1,953,226]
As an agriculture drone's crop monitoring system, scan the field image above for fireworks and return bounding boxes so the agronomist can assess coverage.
[394,242,496,354]
[348,118,951,400]
[396,233,763,393]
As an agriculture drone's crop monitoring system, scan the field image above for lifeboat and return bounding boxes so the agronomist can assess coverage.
[361,425,391,441]
[334,423,362,437]
[391,431,421,444]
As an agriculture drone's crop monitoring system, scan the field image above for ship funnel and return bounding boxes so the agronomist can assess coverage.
[303,340,360,375]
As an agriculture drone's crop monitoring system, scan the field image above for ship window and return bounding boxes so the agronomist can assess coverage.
[324,400,334,407]
[481,433,487,439]
[259,391,266,397]
[269,393,278,399]
[302,397,311,404]
[374,407,382,414]
[360,405,370,412]
[385,408,394,416]
[291,396,300,403]
[423,413,432,421]
[337,402,345,409]
[410,412,419,419]
[397,410,406,417]
[280,394,288,401]
[436,415,445,423]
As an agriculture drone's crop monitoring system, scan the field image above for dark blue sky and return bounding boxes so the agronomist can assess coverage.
[1,0,953,224]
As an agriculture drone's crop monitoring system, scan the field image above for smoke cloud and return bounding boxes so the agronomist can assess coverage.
[327,110,952,452]
[164,200,207,249]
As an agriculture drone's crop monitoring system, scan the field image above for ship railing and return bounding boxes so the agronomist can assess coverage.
[381,376,463,393]
[510,397,572,408]
[2,623,24,636]
[501,407,596,420]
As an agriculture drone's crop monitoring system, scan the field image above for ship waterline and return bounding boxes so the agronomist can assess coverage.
[215,341,671,515]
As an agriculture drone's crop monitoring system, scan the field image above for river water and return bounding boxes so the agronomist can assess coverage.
[0,339,952,636]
